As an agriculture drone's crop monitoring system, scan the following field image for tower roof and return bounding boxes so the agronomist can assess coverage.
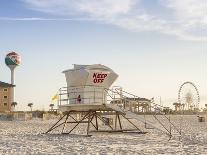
[0,81,15,87]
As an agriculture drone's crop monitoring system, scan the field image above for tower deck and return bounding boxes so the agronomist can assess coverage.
[59,103,124,113]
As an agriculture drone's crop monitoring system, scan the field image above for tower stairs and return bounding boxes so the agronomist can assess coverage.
[105,87,182,137]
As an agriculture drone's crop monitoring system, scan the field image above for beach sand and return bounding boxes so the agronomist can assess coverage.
[0,115,206,154]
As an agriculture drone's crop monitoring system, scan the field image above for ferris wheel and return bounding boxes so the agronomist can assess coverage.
[178,81,200,111]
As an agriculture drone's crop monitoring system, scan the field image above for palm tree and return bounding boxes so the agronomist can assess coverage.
[181,103,185,111]
[173,102,181,111]
[173,102,178,111]
[28,103,33,111]
[11,102,18,108]
[163,107,170,114]
[49,104,54,111]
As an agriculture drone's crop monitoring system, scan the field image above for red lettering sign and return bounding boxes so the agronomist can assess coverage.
[93,73,107,83]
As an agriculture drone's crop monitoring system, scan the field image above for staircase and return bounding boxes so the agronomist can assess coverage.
[105,87,182,137]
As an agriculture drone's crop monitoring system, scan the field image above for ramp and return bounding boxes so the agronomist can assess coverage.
[105,104,171,135]
[106,88,183,137]
[104,104,125,114]
[125,111,171,135]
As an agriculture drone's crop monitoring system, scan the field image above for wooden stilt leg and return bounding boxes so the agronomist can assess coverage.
[115,113,118,130]
[117,114,122,130]
[87,112,91,135]
[45,113,66,133]
[89,112,98,130]
[95,112,98,131]
[62,114,69,133]
[67,112,90,134]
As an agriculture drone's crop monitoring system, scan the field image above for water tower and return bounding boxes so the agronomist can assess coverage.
[5,52,21,110]
[5,52,21,84]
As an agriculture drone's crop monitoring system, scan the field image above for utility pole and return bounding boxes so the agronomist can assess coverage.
[159,96,162,107]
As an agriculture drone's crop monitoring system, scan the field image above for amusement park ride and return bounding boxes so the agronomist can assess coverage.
[46,64,183,137]
[178,81,200,112]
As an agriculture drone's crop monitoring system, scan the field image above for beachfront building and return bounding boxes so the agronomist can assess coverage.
[0,81,15,112]
[111,97,152,113]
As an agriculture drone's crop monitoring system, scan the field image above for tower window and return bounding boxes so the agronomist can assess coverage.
[3,88,8,92]
[4,103,7,106]
[4,96,8,99]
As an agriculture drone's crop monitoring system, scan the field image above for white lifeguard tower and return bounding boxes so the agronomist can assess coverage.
[46,64,145,135]
[46,64,182,137]
[60,64,118,110]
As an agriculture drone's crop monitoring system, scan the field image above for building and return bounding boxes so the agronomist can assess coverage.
[111,97,152,113]
[0,81,15,112]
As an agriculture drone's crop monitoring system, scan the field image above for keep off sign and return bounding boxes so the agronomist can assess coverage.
[93,73,108,83]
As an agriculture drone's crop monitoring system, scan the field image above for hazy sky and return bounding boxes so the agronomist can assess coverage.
[1,0,207,110]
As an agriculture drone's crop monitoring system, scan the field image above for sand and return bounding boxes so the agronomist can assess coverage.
[0,115,206,154]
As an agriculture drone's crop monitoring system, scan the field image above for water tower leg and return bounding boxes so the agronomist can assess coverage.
[11,68,15,85]
[10,68,15,111]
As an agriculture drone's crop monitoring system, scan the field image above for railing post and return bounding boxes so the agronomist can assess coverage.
[94,87,95,104]
[59,88,61,106]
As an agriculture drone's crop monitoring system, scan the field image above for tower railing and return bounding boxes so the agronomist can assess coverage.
[105,87,182,137]
[57,85,182,137]
[58,85,107,106]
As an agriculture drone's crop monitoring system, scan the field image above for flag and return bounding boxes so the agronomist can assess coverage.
[52,94,58,101]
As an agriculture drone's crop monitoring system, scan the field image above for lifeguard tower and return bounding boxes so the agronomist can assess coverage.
[46,64,146,135]
[46,64,182,137]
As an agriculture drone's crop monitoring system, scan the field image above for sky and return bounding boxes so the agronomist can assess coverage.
[1,0,207,111]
